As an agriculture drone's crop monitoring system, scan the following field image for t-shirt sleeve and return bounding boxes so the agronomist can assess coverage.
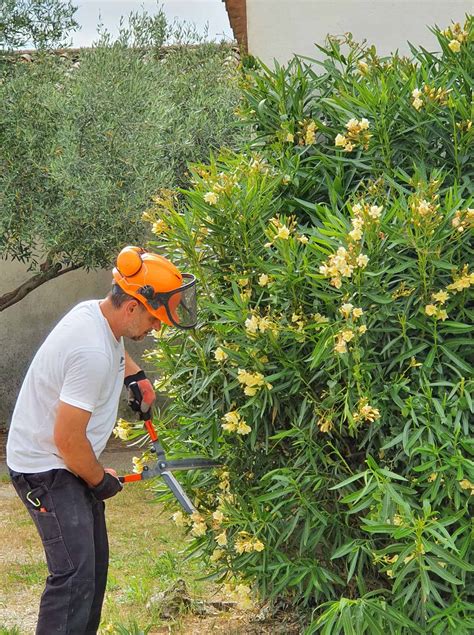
[59,349,111,412]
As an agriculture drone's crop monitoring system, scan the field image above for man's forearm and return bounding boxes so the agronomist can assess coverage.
[124,351,142,377]
[58,434,104,486]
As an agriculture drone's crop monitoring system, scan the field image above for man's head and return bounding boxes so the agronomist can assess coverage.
[108,283,161,341]
[111,246,197,332]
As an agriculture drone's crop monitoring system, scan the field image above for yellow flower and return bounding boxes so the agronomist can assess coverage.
[212,510,225,524]
[335,133,347,147]
[191,522,207,537]
[245,314,260,335]
[412,88,422,99]
[276,225,290,240]
[344,142,354,152]
[298,234,309,244]
[436,308,448,321]
[243,386,258,396]
[352,307,363,319]
[286,132,294,143]
[258,273,269,286]
[113,418,133,441]
[318,417,333,433]
[432,290,449,304]
[459,479,474,495]
[253,539,265,552]
[428,473,438,482]
[204,191,218,205]
[222,410,239,432]
[349,227,363,241]
[304,121,317,145]
[236,420,252,435]
[358,60,369,74]
[214,347,228,362]
[340,303,354,319]
[346,118,360,133]
[237,369,266,389]
[368,205,383,219]
[216,530,228,546]
[172,511,186,527]
[356,254,369,268]
[151,219,167,234]
[448,39,461,53]
[341,329,355,342]
[358,324,368,334]
[132,456,145,474]
[210,548,224,562]
[258,316,272,333]
[334,339,347,354]
[425,304,438,316]
[412,97,423,111]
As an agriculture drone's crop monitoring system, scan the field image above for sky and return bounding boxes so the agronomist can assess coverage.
[71,0,233,47]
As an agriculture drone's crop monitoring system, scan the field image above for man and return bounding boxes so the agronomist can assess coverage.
[6,245,197,634]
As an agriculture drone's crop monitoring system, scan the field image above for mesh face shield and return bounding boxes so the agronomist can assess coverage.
[143,273,197,329]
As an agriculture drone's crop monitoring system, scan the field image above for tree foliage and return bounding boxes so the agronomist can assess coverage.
[0,7,242,310]
[0,0,79,51]
[128,17,473,633]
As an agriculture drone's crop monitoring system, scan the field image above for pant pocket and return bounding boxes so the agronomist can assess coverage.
[30,509,75,574]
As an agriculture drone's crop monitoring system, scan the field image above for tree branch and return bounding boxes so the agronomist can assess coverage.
[0,262,82,312]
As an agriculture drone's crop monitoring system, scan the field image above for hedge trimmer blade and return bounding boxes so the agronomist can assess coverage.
[118,383,220,513]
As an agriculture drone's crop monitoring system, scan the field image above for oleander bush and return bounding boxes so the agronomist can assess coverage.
[129,18,474,634]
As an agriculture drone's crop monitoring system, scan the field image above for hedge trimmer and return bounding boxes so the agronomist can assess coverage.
[118,382,220,514]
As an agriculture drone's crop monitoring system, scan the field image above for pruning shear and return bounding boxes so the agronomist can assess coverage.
[118,382,220,513]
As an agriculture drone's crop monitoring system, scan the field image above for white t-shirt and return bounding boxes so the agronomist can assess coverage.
[7,300,126,473]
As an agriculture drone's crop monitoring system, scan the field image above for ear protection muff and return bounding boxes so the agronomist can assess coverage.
[116,246,145,277]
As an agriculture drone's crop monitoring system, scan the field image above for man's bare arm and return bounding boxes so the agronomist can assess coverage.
[124,351,142,377]
[54,401,105,486]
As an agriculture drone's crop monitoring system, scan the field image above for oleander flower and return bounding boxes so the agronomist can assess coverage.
[113,418,133,441]
[432,290,449,304]
[216,530,228,546]
[448,39,461,52]
[214,347,228,361]
[204,191,218,205]
[276,225,290,240]
[339,303,354,319]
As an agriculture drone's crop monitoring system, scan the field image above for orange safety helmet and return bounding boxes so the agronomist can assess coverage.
[113,246,197,329]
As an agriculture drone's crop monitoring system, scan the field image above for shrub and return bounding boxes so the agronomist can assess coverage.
[0,8,242,309]
[135,18,473,633]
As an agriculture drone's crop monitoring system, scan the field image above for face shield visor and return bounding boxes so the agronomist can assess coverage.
[140,273,197,329]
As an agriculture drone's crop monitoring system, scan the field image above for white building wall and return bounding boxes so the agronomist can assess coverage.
[247,0,472,64]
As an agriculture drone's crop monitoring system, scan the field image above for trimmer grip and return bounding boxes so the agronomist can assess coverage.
[118,474,143,483]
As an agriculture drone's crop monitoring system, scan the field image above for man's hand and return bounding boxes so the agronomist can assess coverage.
[124,370,155,414]
[90,471,123,501]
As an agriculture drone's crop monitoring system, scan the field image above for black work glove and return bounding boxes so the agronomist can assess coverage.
[91,472,123,501]
[124,370,155,415]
